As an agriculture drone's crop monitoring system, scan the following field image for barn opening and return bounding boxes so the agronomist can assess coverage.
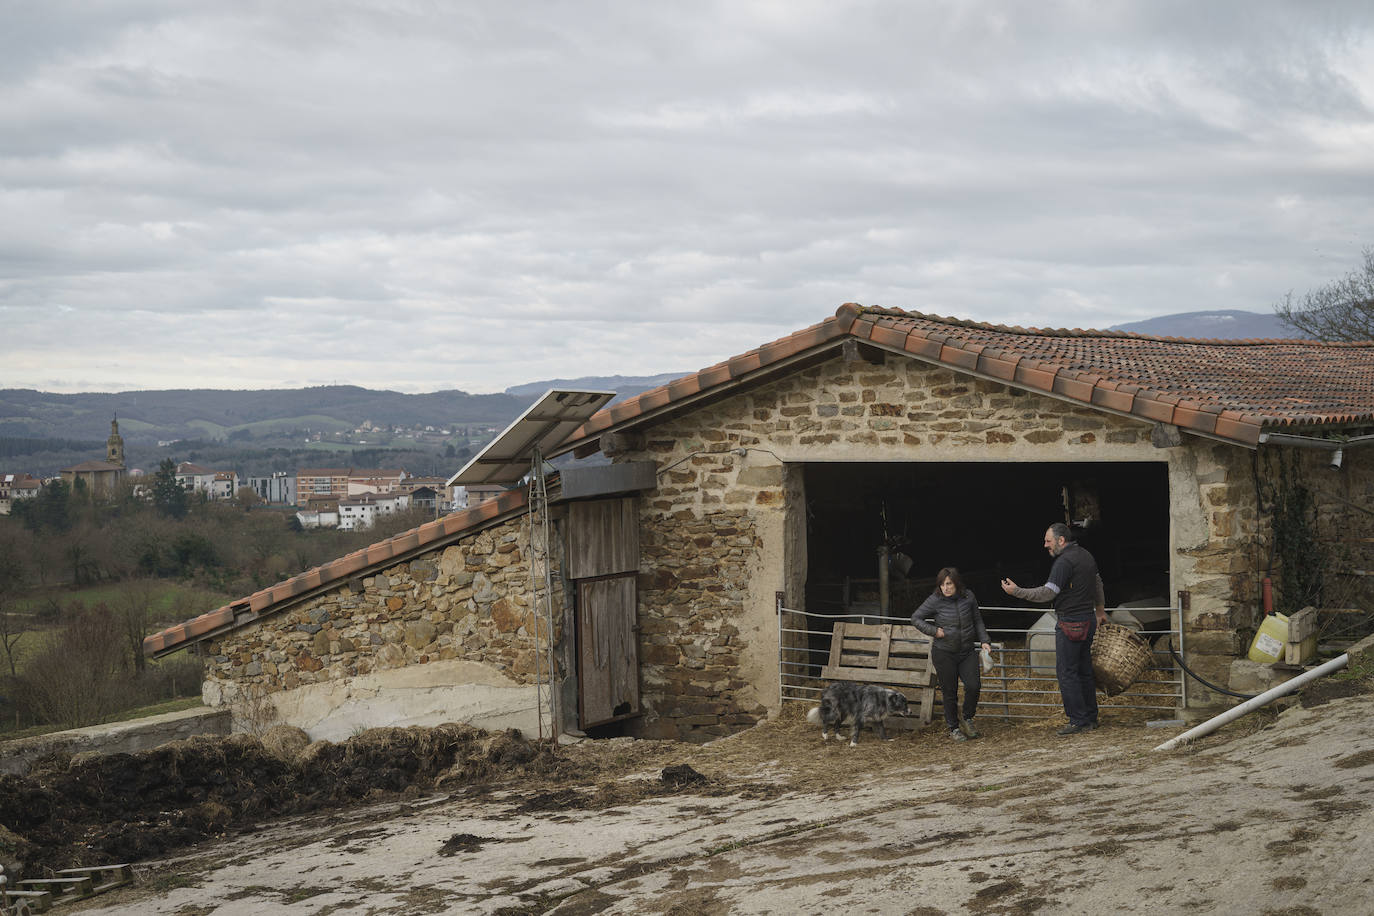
[802,461,1171,631]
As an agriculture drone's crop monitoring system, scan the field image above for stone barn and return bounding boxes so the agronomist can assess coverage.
[147,304,1374,742]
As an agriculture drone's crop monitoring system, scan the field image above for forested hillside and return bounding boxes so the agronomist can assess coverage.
[0,385,527,442]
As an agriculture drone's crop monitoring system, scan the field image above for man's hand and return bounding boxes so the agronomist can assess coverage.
[1000,578,1018,595]
[1095,606,1108,626]
[935,627,946,638]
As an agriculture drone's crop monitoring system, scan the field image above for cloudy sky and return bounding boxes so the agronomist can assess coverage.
[3,1,1373,394]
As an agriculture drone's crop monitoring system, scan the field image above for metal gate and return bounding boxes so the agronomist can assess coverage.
[779,600,1185,720]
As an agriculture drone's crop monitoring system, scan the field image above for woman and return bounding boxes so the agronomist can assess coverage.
[912,567,991,741]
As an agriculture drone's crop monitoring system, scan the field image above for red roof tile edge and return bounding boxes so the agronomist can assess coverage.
[142,488,530,657]
[553,303,1374,454]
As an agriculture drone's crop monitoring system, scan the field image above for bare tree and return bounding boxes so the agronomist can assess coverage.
[115,576,158,674]
[235,486,262,511]
[0,551,27,679]
[22,603,133,728]
[1275,246,1374,341]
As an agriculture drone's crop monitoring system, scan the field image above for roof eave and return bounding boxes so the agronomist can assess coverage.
[142,489,533,658]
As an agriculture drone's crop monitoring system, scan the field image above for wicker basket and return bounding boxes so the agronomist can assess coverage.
[1092,622,1153,696]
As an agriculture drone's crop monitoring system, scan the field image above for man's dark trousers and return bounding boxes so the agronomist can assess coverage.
[1055,618,1099,726]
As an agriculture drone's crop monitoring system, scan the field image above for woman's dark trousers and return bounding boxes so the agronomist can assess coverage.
[931,647,981,729]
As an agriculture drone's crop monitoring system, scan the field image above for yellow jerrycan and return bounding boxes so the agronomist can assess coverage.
[1247,613,1289,664]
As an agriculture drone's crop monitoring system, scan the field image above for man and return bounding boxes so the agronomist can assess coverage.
[1001,523,1108,736]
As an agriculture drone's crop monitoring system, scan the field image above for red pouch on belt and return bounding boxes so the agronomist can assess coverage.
[1057,620,1091,641]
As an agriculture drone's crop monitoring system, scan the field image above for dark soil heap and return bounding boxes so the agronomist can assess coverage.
[0,724,563,874]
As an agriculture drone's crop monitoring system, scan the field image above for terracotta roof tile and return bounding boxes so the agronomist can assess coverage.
[553,303,1374,457]
[145,487,529,657]
[727,350,764,377]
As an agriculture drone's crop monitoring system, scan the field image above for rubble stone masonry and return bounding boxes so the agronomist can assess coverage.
[614,353,1267,727]
[203,517,559,706]
[201,353,1361,736]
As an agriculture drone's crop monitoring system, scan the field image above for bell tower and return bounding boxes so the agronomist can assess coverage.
[106,416,125,467]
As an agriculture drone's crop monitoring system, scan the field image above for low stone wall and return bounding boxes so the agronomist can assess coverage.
[0,706,231,775]
[202,516,565,737]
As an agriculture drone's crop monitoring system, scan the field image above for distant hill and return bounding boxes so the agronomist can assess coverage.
[505,372,688,404]
[0,386,526,442]
[1109,310,1300,340]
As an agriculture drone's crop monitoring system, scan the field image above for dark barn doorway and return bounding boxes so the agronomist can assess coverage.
[802,461,1170,629]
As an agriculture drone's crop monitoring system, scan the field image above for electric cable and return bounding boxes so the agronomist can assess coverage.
[1165,637,1259,700]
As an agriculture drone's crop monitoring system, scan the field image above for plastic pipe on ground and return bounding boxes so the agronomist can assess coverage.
[1153,654,1350,752]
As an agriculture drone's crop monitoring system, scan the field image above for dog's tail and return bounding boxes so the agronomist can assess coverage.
[806,706,821,725]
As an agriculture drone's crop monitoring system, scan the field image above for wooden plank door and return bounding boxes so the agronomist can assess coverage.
[577,574,640,727]
[569,498,642,729]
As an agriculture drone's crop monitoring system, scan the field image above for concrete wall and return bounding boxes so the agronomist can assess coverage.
[202,514,565,740]
[0,707,231,776]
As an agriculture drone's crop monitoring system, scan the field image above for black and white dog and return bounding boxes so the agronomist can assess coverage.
[806,682,910,746]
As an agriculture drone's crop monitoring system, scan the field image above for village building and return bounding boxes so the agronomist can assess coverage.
[0,473,42,515]
[346,468,407,496]
[172,462,238,500]
[295,468,353,502]
[60,418,127,498]
[146,305,1374,743]
[245,471,297,505]
[337,491,411,530]
[296,467,407,505]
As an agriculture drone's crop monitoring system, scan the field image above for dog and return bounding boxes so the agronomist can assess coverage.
[806,682,910,746]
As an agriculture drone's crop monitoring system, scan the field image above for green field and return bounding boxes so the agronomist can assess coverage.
[5,581,232,674]
[187,414,354,441]
[13,581,234,625]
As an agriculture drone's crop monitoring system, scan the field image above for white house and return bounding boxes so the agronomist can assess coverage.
[337,492,411,530]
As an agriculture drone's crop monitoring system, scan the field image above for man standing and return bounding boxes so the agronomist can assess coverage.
[1001,523,1108,736]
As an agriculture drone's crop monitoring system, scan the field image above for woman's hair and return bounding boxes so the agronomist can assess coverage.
[933,567,965,596]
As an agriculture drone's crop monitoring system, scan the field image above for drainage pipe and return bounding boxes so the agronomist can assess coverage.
[1256,431,1374,450]
[1153,653,1350,752]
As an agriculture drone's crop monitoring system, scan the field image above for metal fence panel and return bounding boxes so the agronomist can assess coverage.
[779,602,1183,721]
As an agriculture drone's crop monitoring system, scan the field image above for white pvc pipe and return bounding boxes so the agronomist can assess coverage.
[1154,653,1349,752]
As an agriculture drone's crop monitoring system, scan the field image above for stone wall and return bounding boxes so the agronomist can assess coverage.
[634,508,769,740]
[202,515,565,739]
[612,351,1268,730]
[1259,445,1374,617]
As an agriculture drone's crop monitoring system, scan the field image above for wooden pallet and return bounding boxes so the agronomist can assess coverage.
[819,622,937,726]
[8,864,131,911]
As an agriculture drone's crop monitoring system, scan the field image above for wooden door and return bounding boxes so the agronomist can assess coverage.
[569,498,641,728]
[576,574,640,727]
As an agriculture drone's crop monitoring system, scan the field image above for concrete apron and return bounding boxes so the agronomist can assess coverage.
[212,658,543,741]
[77,692,1374,916]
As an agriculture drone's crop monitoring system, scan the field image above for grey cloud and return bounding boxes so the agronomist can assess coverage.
[3,1,1374,393]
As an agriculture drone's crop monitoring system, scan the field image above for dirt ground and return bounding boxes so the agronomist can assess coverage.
[6,671,1374,915]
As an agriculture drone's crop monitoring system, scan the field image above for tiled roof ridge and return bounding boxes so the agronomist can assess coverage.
[554,302,1374,458]
[852,304,1372,347]
[142,487,529,657]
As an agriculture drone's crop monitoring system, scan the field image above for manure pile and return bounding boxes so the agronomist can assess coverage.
[0,724,563,873]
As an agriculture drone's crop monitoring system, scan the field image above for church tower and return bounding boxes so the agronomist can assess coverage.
[107,416,125,467]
